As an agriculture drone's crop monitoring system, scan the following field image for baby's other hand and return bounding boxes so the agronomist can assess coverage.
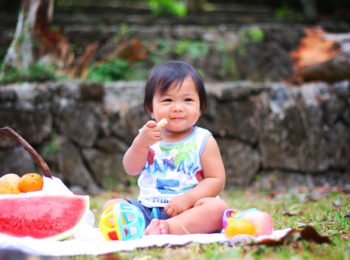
[164,194,193,217]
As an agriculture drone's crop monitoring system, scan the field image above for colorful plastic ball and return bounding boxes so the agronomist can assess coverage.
[222,208,241,228]
[99,202,145,241]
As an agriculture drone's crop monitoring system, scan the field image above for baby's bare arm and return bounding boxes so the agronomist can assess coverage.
[165,136,225,216]
[123,120,165,175]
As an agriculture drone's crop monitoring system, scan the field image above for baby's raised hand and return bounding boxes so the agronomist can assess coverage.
[135,120,164,148]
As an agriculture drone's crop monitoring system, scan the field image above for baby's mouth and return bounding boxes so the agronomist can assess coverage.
[170,117,185,122]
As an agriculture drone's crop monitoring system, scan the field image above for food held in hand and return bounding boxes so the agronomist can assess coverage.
[99,202,145,241]
[157,118,168,128]
[0,173,21,194]
[18,172,43,192]
[0,195,89,240]
[224,218,256,238]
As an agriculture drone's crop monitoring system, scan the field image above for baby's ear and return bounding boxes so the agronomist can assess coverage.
[145,106,153,117]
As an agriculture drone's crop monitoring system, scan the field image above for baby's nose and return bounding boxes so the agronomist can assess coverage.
[172,103,183,111]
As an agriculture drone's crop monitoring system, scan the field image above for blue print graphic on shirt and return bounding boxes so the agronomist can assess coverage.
[156,179,180,194]
[163,158,175,171]
[144,159,200,176]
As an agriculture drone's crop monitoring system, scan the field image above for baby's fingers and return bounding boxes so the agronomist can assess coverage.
[165,205,177,217]
[145,120,157,128]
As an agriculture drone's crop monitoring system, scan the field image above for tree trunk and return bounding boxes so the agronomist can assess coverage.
[290,28,350,83]
[2,0,54,72]
[298,53,350,82]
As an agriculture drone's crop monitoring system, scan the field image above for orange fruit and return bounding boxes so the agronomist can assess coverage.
[224,219,256,238]
[0,173,20,194]
[18,173,43,193]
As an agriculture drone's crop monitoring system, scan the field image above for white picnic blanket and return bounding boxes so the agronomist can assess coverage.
[0,177,291,256]
[0,227,292,256]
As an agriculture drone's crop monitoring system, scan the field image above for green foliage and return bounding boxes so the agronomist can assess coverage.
[274,6,304,22]
[85,38,213,82]
[240,26,265,44]
[0,65,23,84]
[41,132,61,158]
[0,48,7,62]
[0,63,58,84]
[175,40,210,59]
[236,26,265,55]
[149,0,187,17]
[86,58,132,82]
[247,27,265,43]
[27,63,58,82]
[221,56,239,80]
[148,39,173,64]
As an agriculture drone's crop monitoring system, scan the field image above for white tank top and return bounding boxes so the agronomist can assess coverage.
[137,126,211,207]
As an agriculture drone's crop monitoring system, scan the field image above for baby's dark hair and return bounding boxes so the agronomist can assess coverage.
[143,60,207,114]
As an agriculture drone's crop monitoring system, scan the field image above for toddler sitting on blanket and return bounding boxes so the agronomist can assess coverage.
[104,61,228,235]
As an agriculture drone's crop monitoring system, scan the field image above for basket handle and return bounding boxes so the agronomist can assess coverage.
[0,127,52,178]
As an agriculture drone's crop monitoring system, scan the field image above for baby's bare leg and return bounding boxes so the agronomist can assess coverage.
[166,197,228,234]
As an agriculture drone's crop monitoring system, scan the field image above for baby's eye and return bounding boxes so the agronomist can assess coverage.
[162,98,172,102]
[184,98,193,102]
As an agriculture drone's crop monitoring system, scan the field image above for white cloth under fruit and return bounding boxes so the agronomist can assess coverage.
[0,227,291,256]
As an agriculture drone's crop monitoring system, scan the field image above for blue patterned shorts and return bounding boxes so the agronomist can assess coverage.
[125,198,170,227]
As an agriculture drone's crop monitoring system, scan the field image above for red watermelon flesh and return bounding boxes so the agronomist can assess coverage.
[0,195,89,240]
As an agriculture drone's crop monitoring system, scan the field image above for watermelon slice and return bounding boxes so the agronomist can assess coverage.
[0,195,89,240]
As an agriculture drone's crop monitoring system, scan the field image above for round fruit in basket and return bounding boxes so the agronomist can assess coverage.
[0,173,20,194]
[0,173,21,194]
[18,173,43,192]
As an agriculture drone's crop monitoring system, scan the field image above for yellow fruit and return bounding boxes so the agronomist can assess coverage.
[0,173,21,194]
[224,219,256,238]
[1,173,20,186]
[0,179,20,194]
[18,173,43,193]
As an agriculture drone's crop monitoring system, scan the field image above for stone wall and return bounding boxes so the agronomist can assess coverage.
[0,80,349,194]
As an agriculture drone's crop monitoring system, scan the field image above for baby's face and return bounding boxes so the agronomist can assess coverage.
[151,77,201,136]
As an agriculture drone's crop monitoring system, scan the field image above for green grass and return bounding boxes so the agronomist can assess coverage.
[79,187,349,259]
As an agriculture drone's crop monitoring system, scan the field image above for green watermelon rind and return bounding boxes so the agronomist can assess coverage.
[0,195,90,240]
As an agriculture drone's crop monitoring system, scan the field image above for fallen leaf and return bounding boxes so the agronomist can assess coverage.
[282,210,298,216]
[298,226,332,244]
[253,226,332,246]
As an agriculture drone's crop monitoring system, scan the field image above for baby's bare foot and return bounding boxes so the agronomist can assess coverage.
[144,219,168,235]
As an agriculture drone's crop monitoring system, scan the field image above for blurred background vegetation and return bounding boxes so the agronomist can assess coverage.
[0,0,349,84]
